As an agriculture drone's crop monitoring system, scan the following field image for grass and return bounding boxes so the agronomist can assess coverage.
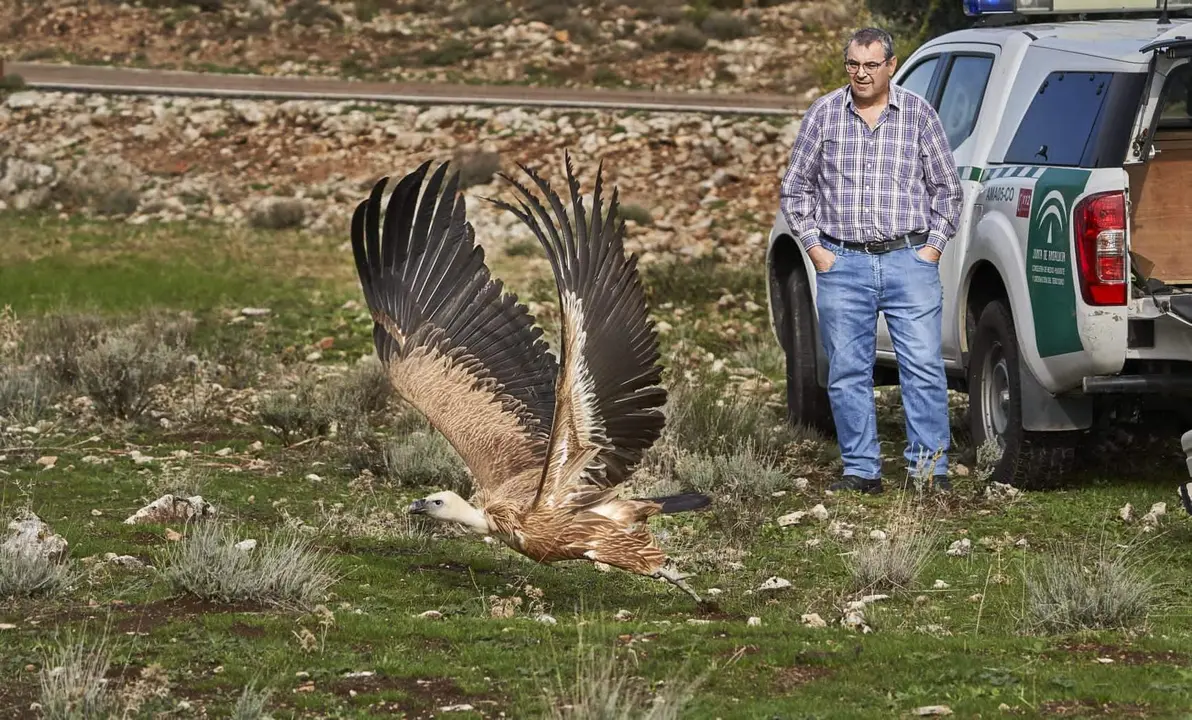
[1,211,1192,718]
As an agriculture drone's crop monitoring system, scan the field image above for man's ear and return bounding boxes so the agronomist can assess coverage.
[888,56,898,74]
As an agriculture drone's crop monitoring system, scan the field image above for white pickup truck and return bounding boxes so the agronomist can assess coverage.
[766,0,1192,489]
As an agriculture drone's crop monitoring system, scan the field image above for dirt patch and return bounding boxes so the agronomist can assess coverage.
[325,674,504,717]
[773,664,833,692]
[1051,642,1190,667]
[1037,700,1152,717]
[0,677,39,720]
[27,596,277,636]
[228,620,268,639]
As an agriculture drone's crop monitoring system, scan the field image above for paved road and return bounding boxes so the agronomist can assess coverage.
[4,61,805,116]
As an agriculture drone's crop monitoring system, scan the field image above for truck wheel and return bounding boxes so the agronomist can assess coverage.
[967,299,1079,489]
[782,267,835,437]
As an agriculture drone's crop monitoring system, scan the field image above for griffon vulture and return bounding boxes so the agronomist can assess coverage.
[349,153,711,604]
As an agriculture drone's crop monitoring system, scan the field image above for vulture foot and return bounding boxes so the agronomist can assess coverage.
[653,566,704,605]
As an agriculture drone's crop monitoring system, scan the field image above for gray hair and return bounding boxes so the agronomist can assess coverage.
[843,27,895,61]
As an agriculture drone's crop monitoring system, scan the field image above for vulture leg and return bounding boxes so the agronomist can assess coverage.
[653,566,703,605]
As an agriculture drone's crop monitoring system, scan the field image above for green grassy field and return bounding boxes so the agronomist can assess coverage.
[2,210,1191,719]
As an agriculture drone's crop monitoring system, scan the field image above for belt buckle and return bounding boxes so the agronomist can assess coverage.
[865,239,886,254]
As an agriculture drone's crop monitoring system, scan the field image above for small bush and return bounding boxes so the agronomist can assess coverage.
[20,313,107,386]
[545,639,704,720]
[671,441,793,545]
[249,198,306,231]
[700,11,751,40]
[421,38,477,67]
[450,147,501,189]
[654,24,707,52]
[0,364,57,427]
[258,381,333,445]
[1022,538,1160,634]
[284,0,343,26]
[38,630,118,720]
[845,506,939,594]
[0,544,78,600]
[383,431,470,493]
[661,373,796,457]
[75,324,192,420]
[232,682,274,720]
[158,521,339,609]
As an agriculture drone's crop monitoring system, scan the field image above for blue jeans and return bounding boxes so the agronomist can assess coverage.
[814,241,950,481]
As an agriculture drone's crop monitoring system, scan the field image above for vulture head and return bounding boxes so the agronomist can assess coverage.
[408,491,489,534]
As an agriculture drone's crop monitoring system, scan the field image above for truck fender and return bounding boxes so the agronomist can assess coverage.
[965,213,1094,433]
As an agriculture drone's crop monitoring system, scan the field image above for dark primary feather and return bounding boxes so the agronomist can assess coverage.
[487,152,667,492]
[350,159,560,446]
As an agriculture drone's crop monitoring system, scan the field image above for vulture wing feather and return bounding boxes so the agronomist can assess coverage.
[487,153,666,509]
[351,160,558,505]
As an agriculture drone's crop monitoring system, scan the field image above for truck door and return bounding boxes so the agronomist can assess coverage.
[879,43,1000,370]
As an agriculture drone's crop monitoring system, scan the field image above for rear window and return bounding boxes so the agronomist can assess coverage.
[1158,62,1190,127]
[1004,70,1147,168]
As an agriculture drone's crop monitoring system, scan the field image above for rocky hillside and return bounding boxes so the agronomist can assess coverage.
[0,87,800,268]
[1,0,860,98]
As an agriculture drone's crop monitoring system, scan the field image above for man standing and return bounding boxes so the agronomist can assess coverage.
[779,27,963,495]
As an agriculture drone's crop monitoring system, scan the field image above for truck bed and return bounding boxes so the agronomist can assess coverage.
[1127,126,1192,286]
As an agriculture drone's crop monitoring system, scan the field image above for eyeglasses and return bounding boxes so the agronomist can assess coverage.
[844,60,888,75]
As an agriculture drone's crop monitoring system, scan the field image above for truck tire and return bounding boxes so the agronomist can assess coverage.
[782,267,835,437]
[967,299,1079,489]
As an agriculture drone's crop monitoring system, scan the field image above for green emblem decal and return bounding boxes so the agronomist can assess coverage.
[1026,168,1090,358]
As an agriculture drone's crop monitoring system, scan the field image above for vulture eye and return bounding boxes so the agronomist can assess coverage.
[434,500,443,506]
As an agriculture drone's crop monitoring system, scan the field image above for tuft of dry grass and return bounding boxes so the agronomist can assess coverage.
[382,430,470,494]
[0,543,78,600]
[157,521,340,609]
[37,628,118,720]
[75,322,193,420]
[669,440,792,546]
[845,499,940,595]
[544,633,705,720]
[232,681,274,719]
[1021,535,1161,634]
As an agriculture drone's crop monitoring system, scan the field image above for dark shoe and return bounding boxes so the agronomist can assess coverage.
[829,475,883,495]
[1180,482,1192,516]
[931,476,953,493]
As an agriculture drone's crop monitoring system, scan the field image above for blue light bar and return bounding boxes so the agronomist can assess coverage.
[965,0,1192,15]
[964,0,1016,14]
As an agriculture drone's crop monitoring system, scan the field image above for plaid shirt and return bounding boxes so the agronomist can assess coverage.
[779,84,963,253]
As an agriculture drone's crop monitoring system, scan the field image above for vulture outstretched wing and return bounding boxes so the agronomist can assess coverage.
[351,160,559,504]
[488,153,667,509]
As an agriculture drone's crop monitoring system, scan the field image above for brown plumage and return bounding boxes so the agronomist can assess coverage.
[350,153,711,604]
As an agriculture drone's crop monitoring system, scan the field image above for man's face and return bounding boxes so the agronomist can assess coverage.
[846,40,896,102]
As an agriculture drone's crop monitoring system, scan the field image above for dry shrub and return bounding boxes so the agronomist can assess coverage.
[1021,536,1161,634]
[232,682,274,719]
[545,635,705,720]
[37,629,118,720]
[669,441,792,546]
[660,372,797,457]
[383,430,470,494]
[653,23,707,51]
[157,521,339,609]
[0,543,78,600]
[0,364,57,427]
[75,322,193,420]
[450,147,501,189]
[249,198,306,230]
[845,500,940,595]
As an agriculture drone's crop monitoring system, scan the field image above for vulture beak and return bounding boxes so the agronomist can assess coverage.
[408,498,427,515]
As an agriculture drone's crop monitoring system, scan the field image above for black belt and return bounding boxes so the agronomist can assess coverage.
[821,232,927,254]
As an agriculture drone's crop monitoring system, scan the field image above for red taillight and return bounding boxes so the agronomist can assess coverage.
[1073,190,1128,306]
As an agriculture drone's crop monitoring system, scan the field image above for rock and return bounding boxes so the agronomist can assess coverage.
[3,510,69,563]
[933,579,950,590]
[914,706,953,716]
[757,576,791,592]
[946,539,971,557]
[801,613,826,627]
[747,616,761,626]
[124,494,215,525]
[777,511,806,527]
[235,539,257,552]
[418,610,443,620]
[1119,503,1134,522]
[809,504,829,522]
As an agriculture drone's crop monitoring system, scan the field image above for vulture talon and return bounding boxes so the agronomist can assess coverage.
[350,153,713,606]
